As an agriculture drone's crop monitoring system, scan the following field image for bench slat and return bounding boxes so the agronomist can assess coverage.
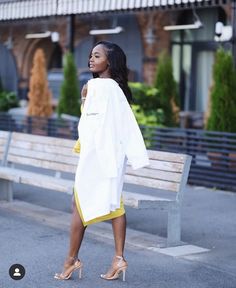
[125,166,181,183]
[10,140,74,156]
[12,132,75,147]
[20,173,73,193]
[0,131,9,138]
[148,150,187,163]
[0,168,20,182]
[0,131,9,152]
[0,167,73,193]
[148,159,184,173]
[124,174,179,192]
[9,142,184,173]
[7,155,77,173]
[0,138,8,145]
[8,147,78,166]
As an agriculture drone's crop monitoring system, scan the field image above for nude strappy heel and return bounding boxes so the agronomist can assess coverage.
[54,257,83,280]
[100,256,128,281]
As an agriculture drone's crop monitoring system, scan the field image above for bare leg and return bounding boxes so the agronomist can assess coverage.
[67,198,86,259]
[112,213,126,257]
[100,214,128,281]
[55,197,86,278]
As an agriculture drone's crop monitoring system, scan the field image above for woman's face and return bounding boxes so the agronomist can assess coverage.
[89,44,110,77]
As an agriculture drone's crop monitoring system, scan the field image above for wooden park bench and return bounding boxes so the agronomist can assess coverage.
[0,131,192,247]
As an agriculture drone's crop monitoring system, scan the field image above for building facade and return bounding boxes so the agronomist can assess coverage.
[0,0,232,121]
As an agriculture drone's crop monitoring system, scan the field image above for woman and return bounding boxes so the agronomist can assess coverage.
[54,41,149,281]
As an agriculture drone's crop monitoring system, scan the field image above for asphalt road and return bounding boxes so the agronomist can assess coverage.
[0,183,236,288]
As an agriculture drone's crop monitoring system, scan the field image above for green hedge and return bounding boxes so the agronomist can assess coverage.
[154,52,179,127]
[129,82,164,127]
[206,49,236,132]
[57,52,80,117]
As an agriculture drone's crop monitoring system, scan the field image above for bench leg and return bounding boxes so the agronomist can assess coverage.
[0,179,13,201]
[167,206,181,247]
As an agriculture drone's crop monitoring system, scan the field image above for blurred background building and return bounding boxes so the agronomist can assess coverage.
[0,0,232,117]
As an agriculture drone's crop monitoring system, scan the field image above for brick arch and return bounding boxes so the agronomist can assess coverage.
[21,38,61,80]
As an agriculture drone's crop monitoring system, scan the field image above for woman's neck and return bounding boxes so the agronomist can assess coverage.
[98,70,111,78]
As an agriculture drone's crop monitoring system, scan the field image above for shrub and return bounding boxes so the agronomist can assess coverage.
[154,51,179,127]
[0,91,19,111]
[129,82,164,126]
[57,52,80,117]
[129,82,159,111]
[28,48,53,117]
[206,49,236,132]
[131,105,164,127]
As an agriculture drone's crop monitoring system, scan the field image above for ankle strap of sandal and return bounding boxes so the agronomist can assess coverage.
[115,256,123,260]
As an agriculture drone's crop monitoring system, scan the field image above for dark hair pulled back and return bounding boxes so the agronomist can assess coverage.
[89,41,132,103]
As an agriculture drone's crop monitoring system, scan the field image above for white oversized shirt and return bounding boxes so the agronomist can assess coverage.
[74,78,149,222]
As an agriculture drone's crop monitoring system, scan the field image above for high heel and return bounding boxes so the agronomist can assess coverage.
[101,256,128,281]
[54,258,83,280]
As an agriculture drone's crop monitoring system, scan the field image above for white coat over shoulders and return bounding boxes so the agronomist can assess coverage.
[74,78,149,222]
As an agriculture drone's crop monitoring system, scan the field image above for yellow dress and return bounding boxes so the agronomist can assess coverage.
[73,139,125,227]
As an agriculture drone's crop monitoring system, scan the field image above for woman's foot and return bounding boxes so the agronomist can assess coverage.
[54,256,83,280]
[101,256,128,281]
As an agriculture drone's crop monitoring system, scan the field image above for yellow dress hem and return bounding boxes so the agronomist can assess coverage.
[73,188,125,227]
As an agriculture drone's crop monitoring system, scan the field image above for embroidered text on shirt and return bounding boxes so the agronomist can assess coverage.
[86,113,99,116]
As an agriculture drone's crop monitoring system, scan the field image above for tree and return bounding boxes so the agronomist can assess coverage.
[28,49,53,117]
[154,51,179,127]
[206,49,236,132]
[57,52,80,117]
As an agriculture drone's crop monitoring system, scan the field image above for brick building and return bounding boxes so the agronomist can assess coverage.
[0,0,232,118]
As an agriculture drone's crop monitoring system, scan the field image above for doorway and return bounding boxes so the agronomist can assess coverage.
[189,43,217,112]
[0,43,18,93]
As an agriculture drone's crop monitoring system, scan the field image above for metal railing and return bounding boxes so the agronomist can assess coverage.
[0,113,79,139]
[141,126,236,191]
[1,112,236,191]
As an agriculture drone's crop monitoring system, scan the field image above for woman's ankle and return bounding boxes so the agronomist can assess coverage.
[67,255,77,260]
[64,256,77,266]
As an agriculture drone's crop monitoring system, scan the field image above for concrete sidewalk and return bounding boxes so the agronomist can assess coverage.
[0,184,236,287]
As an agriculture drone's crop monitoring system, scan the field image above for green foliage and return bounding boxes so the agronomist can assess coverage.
[129,82,159,111]
[206,49,236,132]
[154,51,179,127]
[131,104,164,127]
[57,52,80,117]
[129,82,164,126]
[0,91,19,111]
[0,77,3,93]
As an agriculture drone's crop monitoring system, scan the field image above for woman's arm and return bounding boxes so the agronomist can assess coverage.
[81,83,88,107]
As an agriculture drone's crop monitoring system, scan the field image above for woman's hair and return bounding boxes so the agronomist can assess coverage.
[89,41,132,103]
